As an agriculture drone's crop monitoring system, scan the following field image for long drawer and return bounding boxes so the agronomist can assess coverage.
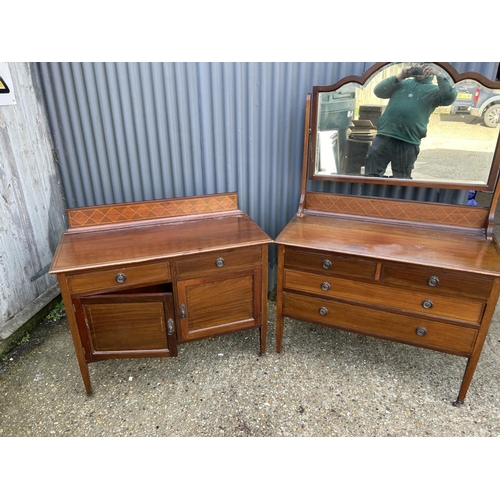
[67,260,171,295]
[283,269,485,324]
[174,246,262,279]
[282,291,478,355]
[380,262,493,300]
[284,248,377,280]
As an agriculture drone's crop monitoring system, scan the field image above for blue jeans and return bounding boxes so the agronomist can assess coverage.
[364,135,420,179]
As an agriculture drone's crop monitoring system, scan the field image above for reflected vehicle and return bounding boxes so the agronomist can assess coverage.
[450,82,500,128]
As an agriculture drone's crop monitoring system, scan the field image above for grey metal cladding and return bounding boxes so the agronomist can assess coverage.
[35,61,499,243]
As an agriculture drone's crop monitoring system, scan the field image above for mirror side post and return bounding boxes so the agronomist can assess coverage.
[485,139,500,239]
[297,94,312,217]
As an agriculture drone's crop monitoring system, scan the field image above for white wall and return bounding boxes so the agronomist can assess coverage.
[0,62,67,353]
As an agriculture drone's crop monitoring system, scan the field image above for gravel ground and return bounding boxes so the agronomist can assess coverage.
[2,297,499,498]
[1,299,499,438]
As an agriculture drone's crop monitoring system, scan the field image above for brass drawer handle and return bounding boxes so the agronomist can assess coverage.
[321,282,330,292]
[322,259,332,270]
[319,306,328,316]
[167,318,175,335]
[416,326,427,336]
[422,299,434,309]
[427,276,440,287]
[215,257,225,268]
[115,272,127,284]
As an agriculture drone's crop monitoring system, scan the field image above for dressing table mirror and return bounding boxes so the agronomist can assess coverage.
[275,62,500,405]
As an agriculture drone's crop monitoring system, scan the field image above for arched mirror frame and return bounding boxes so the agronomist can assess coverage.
[308,62,500,192]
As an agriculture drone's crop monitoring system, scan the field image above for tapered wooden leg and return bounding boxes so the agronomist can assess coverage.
[453,280,500,405]
[276,310,284,353]
[75,352,93,395]
[260,244,268,355]
[454,354,482,406]
[57,276,93,395]
[276,245,285,353]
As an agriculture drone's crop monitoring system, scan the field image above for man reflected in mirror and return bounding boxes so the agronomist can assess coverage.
[364,63,457,178]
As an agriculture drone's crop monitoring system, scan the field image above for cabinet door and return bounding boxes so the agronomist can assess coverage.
[176,270,261,341]
[74,288,177,361]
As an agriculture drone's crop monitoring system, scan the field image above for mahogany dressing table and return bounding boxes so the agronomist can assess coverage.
[275,62,500,405]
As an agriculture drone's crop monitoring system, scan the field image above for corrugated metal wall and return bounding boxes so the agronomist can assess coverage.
[35,61,499,286]
[35,62,368,234]
[0,63,67,351]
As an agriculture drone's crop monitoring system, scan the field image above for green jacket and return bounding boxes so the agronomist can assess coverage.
[374,75,458,145]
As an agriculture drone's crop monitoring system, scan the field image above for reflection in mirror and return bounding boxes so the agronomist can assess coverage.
[313,63,500,188]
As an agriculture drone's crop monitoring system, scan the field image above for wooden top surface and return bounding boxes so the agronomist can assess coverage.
[275,214,500,276]
[50,212,272,274]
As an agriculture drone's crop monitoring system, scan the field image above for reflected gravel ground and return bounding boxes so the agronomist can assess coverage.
[1,300,499,437]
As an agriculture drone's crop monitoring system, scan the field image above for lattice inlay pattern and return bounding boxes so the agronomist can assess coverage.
[67,194,238,228]
[305,192,488,229]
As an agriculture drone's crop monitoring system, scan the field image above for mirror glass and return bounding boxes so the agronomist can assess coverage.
[311,62,500,190]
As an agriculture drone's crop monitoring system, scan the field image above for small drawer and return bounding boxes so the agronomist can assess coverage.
[68,260,171,296]
[380,263,493,300]
[174,246,262,279]
[282,292,478,355]
[283,269,485,324]
[284,248,376,280]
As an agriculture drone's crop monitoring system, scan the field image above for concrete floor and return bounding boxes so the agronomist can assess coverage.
[2,264,499,498]
[1,298,499,438]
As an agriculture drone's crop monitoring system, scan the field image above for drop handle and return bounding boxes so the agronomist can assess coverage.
[215,257,225,268]
[422,299,434,309]
[319,307,328,316]
[167,318,175,335]
[115,272,127,284]
[322,259,332,270]
[321,282,330,291]
[180,303,187,319]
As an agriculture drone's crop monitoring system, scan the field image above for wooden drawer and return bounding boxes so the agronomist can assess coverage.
[283,269,485,324]
[174,246,262,279]
[284,248,376,280]
[380,263,493,300]
[68,260,171,296]
[282,292,478,355]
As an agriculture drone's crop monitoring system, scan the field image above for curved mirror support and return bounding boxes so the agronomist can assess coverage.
[310,62,500,191]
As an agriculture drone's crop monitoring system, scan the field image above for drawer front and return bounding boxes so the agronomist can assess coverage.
[68,261,171,296]
[283,269,485,324]
[380,263,493,300]
[284,248,376,280]
[282,292,477,355]
[174,246,262,279]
